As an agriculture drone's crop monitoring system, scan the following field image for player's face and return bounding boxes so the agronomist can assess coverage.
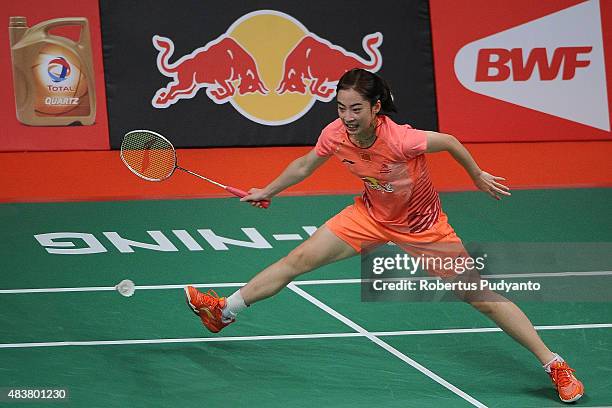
[337,88,381,138]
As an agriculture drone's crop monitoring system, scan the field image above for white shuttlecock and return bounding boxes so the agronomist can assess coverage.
[116,279,135,297]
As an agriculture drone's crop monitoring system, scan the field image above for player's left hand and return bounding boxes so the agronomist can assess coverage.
[473,171,511,200]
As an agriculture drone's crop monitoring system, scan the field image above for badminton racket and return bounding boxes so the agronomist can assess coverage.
[120,130,270,208]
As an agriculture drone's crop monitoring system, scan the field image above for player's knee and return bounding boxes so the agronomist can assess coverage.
[282,246,316,275]
[469,300,496,315]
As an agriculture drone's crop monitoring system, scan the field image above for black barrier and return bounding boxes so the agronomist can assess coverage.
[100,0,437,148]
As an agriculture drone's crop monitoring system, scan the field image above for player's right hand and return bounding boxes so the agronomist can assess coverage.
[240,188,272,208]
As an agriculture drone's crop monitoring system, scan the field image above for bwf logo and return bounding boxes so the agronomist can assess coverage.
[475,47,592,82]
[454,0,609,131]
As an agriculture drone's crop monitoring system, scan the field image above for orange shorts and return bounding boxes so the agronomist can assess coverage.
[326,197,468,277]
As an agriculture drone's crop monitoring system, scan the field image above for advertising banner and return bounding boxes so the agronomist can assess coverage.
[100,0,437,148]
[430,0,612,142]
[0,0,109,151]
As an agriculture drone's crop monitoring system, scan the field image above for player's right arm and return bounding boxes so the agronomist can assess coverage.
[241,149,329,205]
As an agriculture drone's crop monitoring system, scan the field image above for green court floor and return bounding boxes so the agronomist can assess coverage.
[1,189,611,407]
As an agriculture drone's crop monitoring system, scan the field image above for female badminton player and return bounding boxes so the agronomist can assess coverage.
[184,68,584,403]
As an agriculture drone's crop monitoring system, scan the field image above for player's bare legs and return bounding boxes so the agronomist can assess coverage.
[240,225,358,304]
[185,225,357,332]
[468,294,554,363]
[467,292,584,402]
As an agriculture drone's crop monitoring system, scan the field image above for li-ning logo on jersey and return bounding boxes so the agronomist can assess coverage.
[454,0,609,131]
[379,163,391,174]
[363,176,393,192]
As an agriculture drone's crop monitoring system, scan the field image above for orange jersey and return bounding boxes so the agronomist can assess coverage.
[315,115,440,233]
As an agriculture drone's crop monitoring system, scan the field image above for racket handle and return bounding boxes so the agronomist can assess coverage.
[225,186,270,209]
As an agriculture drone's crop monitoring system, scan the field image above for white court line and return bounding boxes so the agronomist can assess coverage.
[287,283,487,408]
[1,270,611,294]
[0,333,361,349]
[375,323,612,337]
[0,283,246,294]
[1,323,610,350]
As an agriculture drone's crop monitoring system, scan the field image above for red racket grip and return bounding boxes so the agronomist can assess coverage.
[225,186,270,208]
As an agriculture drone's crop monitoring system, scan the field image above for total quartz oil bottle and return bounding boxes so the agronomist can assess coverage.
[9,16,96,125]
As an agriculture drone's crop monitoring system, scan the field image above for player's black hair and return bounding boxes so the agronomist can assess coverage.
[337,68,398,114]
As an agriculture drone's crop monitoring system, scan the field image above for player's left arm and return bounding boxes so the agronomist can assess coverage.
[425,131,511,200]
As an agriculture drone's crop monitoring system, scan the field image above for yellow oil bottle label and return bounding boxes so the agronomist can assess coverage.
[33,44,90,116]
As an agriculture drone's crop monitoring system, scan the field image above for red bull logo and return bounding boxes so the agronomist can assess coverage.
[152,10,384,125]
[152,35,268,107]
[277,32,382,102]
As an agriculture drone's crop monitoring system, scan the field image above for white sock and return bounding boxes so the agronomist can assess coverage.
[543,353,564,373]
[222,289,247,323]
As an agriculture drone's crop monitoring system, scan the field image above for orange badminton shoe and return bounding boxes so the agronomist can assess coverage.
[184,286,233,333]
[548,361,584,403]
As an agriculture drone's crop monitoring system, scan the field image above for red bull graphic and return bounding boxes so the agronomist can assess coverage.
[151,10,384,125]
[277,32,382,102]
[152,35,268,107]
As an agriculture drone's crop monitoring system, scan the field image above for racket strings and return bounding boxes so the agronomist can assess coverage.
[121,131,176,181]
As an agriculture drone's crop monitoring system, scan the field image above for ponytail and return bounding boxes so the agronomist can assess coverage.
[377,76,398,114]
[337,68,398,114]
